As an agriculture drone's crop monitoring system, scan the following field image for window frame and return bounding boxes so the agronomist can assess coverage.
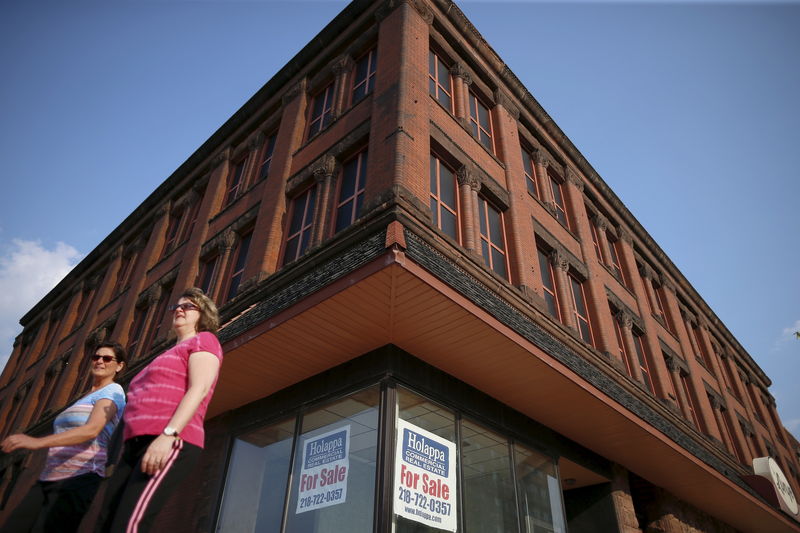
[223,157,249,207]
[477,195,510,280]
[333,149,368,234]
[548,170,569,228]
[223,230,253,303]
[307,82,336,139]
[520,147,540,199]
[468,91,494,153]
[537,247,561,322]
[351,47,377,105]
[282,185,318,266]
[428,50,453,112]
[429,153,461,243]
[568,273,594,346]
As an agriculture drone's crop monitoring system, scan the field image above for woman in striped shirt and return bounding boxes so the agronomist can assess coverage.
[0,342,127,532]
[97,287,222,533]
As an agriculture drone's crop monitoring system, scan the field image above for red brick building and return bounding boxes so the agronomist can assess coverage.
[1,1,798,531]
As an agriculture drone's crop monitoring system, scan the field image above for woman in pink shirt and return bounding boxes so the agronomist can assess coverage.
[97,287,223,533]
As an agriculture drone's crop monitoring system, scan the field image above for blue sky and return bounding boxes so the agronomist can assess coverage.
[1,0,798,437]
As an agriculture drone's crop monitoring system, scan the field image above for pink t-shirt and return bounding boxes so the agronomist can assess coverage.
[123,331,223,448]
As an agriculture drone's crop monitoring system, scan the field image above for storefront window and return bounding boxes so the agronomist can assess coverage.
[217,386,380,533]
[461,419,517,532]
[217,417,295,533]
[395,388,456,533]
[514,444,566,533]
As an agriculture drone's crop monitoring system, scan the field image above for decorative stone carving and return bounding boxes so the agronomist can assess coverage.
[533,150,550,168]
[660,276,676,294]
[593,214,609,232]
[450,63,473,85]
[565,167,584,191]
[249,131,266,152]
[549,249,569,272]
[282,78,307,106]
[210,150,229,170]
[331,55,355,76]
[456,166,480,190]
[617,227,632,244]
[494,89,519,120]
[376,0,434,25]
[615,310,633,330]
[156,204,170,219]
[311,154,339,182]
[709,395,721,410]
[219,230,237,252]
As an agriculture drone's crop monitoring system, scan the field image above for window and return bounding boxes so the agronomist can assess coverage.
[162,208,184,257]
[607,233,625,284]
[127,306,148,359]
[468,92,493,152]
[217,387,380,533]
[258,133,277,181]
[198,254,220,296]
[633,333,655,394]
[589,217,604,263]
[224,158,248,207]
[747,383,765,424]
[680,373,703,430]
[548,171,569,228]
[74,287,95,328]
[537,248,560,321]
[112,251,141,297]
[428,51,452,111]
[521,148,540,199]
[568,274,594,346]
[283,187,317,266]
[335,150,368,233]
[478,196,509,280]
[308,83,335,138]
[691,325,713,371]
[352,48,377,104]
[225,232,252,302]
[721,407,745,463]
[429,155,459,242]
[143,287,171,355]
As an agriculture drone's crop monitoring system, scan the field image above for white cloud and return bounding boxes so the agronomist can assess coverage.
[781,320,800,340]
[0,239,82,372]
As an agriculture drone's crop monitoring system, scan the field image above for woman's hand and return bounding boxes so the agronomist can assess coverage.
[140,434,178,476]
[1,434,42,453]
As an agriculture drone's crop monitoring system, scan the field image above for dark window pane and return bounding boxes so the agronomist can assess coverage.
[430,197,439,227]
[462,419,517,532]
[481,241,490,267]
[491,248,507,279]
[488,207,503,248]
[438,91,451,110]
[439,166,456,208]
[441,210,457,241]
[336,202,353,233]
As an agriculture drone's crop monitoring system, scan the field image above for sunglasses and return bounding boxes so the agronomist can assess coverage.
[91,354,117,363]
[168,302,200,312]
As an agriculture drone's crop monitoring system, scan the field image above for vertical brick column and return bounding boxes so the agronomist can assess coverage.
[456,167,479,253]
[366,1,433,219]
[243,80,309,285]
[332,55,355,118]
[609,464,641,533]
[550,250,577,331]
[533,151,554,205]
[562,169,615,354]
[665,357,691,421]
[593,214,614,266]
[172,158,228,294]
[491,92,535,290]
[450,63,471,122]
[310,155,338,246]
[114,208,169,344]
[617,310,644,383]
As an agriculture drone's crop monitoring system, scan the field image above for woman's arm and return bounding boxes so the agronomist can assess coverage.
[140,351,220,475]
[1,399,118,453]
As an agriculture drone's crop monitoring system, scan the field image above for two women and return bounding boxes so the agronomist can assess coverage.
[98,287,223,532]
[0,342,127,532]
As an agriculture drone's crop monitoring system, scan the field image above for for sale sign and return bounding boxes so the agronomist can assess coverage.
[295,425,350,514]
[393,419,457,531]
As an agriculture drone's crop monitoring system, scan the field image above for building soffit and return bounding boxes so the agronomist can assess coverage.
[210,219,796,533]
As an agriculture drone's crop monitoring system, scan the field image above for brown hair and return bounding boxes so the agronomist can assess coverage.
[180,287,220,334]
[94,341,127,380]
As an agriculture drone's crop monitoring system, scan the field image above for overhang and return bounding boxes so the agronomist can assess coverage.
[209,228,798,533]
